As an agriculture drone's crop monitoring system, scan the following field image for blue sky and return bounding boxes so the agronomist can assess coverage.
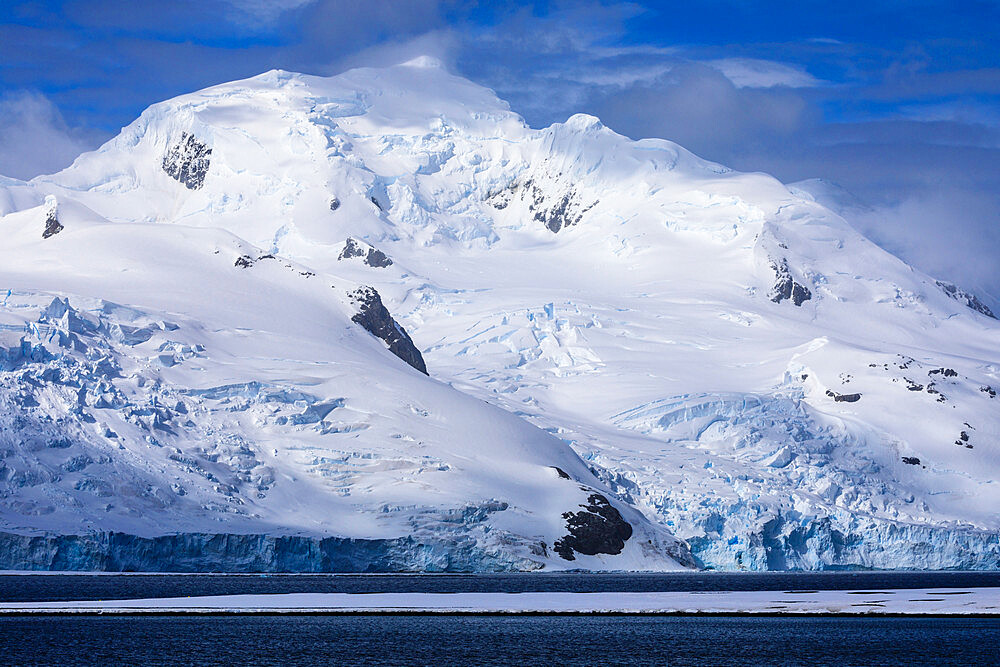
[2,0,999,300]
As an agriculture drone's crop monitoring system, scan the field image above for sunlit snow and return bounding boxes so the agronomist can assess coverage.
[1,60,998,571]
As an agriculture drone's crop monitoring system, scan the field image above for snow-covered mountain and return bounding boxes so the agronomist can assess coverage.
[1,57,998,571]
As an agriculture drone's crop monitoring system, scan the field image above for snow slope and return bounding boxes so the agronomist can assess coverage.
[1,57,998,570]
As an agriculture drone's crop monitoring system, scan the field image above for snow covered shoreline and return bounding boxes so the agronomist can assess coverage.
[2,589,998,616]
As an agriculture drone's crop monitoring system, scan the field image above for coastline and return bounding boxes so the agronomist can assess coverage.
[3,588,997,616]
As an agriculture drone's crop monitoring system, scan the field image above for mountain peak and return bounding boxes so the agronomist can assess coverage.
[563,113,605,132]
[3,57,1000,573]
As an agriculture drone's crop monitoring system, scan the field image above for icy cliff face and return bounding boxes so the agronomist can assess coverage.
[1,58,999,570]
[601,391,1000,569]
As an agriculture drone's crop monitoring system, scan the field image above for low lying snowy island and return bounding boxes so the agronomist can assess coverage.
[3,589,998,616]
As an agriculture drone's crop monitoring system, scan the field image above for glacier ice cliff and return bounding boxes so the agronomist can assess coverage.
[0,531,543,573]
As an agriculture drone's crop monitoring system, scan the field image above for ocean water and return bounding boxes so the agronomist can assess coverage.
[2,573,998,665]
[2,570,999,603]
[1,615,997,666]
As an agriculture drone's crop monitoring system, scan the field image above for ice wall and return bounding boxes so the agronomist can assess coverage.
[0,531,542,572]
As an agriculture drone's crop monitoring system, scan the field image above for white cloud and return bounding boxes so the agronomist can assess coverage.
[329,31,460,73]
[854,186,1000,290]
[222,0,318,25]
[897,100,1000,128]
[0,92,94,180]
[705,58,822,89]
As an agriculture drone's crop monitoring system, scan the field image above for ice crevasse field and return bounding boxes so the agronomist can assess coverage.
[0,56,998,572]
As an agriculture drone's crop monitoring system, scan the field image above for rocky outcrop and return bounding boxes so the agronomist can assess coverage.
[936,281,996,319]
[338,238,393,268]
[42,210,62,239]
[825,390,861,403]
[488,174,596,233]
[553,493,633,561]
[162,132,212,190]
[349,286,427,375]
[769,258,812,306]
[956,430,973,449]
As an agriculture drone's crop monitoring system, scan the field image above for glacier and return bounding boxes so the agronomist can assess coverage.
[0,57,998,571]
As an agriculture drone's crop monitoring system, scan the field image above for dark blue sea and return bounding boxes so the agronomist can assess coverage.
[3,570,999,602]
[1,615,997,666]
[1,572,998,665]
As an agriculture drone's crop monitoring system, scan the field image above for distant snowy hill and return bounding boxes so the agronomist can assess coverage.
[1,58,997,571]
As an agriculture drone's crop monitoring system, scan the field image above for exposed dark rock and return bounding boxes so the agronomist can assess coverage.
[926,384,947,402]
[235,254,282,269]
[338,238,393,268]
[553,493,633,561]
[902,456,921,466]
[162,132,212,190]
[955,431,973,449]
[364,248,392,268]
[487,175,596,233]
[329,198,340,211]
[42,210,63,239]
[929,368,958,378]
[370,196,383,211]
[982,386,997,398]
[349,286,427,375]
[936,280,996,319]
[769,258,811,306]
[552,466,570,480]
[487,189,509,210]
[825,390,861,403]
[532,187,588,233]
[904,379,923,392]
